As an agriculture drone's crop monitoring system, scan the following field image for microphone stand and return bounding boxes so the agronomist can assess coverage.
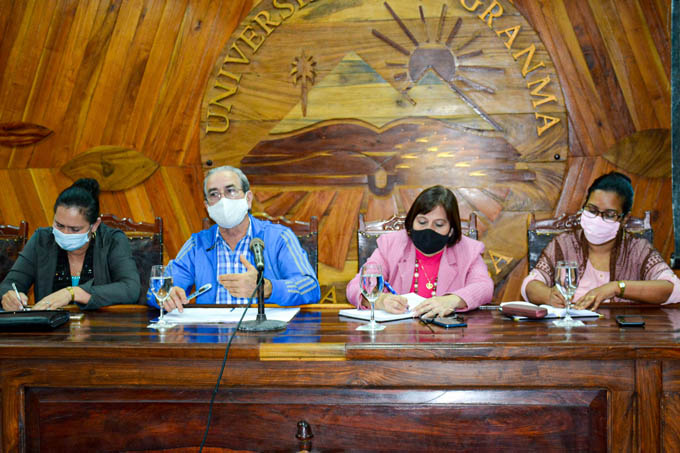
[238,269,286,332]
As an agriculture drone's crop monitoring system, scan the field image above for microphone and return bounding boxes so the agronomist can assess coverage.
[250,238,265,271]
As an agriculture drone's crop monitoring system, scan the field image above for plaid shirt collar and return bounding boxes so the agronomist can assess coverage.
[214,218,254,305]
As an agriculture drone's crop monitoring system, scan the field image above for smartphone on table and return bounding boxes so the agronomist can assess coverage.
[616,315,645,327]
[431,314,466,328]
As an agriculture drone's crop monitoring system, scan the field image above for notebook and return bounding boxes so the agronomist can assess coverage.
[500,301,601,321]
[339,293,425,323]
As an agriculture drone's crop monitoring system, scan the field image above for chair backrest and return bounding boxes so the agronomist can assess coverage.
[357,213,478,270]
[0,221,29,282]
[99,214,163,304]
[527,211,653,271]
[202,213,319,275]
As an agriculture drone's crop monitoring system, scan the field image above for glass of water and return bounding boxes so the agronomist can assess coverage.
[553,261,584,328]
[357,262,385,332]
[148,265,175,330]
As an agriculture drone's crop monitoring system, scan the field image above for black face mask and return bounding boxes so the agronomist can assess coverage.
[410,228,450,254]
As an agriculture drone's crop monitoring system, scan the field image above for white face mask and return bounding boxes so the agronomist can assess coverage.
[207,197,249,229]
[580,211,621,245]
[53,227,91,251]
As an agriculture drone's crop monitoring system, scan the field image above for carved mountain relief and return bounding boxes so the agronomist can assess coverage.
[242,119,533,196]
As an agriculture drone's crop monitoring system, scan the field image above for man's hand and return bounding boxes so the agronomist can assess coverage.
[164,286,188,313]
[218,255,262,298]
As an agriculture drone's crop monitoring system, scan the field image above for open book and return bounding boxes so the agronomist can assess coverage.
[500,301,601,321]
[339,293,425,323]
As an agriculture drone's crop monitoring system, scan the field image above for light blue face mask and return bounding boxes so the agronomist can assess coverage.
[52,226,91,251]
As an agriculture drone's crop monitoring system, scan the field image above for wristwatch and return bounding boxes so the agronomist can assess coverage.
[66,286,75,303]
[617,280,626,298]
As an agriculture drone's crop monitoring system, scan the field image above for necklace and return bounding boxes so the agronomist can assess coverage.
[414,258,437,297]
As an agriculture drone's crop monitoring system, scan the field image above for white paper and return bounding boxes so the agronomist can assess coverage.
[339,292,426,323]
[161,307,300,324]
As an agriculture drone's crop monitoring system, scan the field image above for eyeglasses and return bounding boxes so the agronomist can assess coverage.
[582,204,623,223]
[206,187,243,203]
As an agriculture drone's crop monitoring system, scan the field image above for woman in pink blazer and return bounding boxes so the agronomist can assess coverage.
[346,186,493,318]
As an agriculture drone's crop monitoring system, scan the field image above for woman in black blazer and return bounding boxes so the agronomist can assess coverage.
[0,179,140,311]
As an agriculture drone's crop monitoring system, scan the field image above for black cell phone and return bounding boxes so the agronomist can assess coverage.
[616,315,645,327]
[431,315,466,328]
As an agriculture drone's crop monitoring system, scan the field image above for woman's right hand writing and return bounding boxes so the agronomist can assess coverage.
[374,293,409,313]
[546,285,566,308]
[1,289,28,311]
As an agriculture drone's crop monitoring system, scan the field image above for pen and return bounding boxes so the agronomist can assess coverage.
[419,315,434,333]
[384,281,398,295]
[12,283,26,311]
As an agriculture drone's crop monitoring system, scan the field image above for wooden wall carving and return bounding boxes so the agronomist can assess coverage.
[0,0,673,303]
[201,0,569,285]
[61,145,159,191]
[0,122,52,147]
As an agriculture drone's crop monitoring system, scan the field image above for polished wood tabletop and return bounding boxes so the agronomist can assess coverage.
[2,305,679,361]
[3,305,680,452]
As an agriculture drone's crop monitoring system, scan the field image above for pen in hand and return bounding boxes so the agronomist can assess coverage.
[186,283,212,301]
[383,281,398,295]
[11,283,27,311]
[383,280,412,314]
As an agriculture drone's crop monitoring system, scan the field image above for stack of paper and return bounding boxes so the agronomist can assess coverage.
[161,307,300,324]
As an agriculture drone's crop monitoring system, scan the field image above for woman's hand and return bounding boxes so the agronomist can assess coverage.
[573,282,618,311]
[373,293,409,313]
[414,295,466,319]
[1,289,28,311]
[546,286,566,308]
[33,288,73,310]
[525,281,566,307]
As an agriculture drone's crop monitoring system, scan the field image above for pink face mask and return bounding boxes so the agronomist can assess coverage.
[580,211,620,245]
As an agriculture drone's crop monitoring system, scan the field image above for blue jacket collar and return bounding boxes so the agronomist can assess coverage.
[197,215,264,251]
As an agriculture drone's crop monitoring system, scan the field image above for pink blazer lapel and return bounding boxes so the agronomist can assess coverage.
[393,239,416,293]
[435,245,458,296]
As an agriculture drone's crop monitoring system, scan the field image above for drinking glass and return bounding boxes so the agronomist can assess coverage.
[147,265,176,330]
[357,262,385,332]
[553,261,584,328]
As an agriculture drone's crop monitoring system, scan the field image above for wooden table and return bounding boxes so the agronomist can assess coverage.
[2,306,680,452]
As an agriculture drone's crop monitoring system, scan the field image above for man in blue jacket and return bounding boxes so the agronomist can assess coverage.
[156,166,320,312]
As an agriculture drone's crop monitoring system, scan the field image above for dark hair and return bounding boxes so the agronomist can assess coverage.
[405,185,462,246]
[54,178,101,224]
[585,172,634,215]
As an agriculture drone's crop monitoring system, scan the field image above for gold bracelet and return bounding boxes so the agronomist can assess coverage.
[617,281,626,298]
[66,286,75,303]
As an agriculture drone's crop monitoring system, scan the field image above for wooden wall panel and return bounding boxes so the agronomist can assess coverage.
[0,0,674,303]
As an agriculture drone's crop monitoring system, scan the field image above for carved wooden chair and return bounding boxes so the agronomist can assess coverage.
[99,214,163,304]
[357,212,478,270]
[202,213,319,275]
[0,221,29,282]
[527,211,653,271]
